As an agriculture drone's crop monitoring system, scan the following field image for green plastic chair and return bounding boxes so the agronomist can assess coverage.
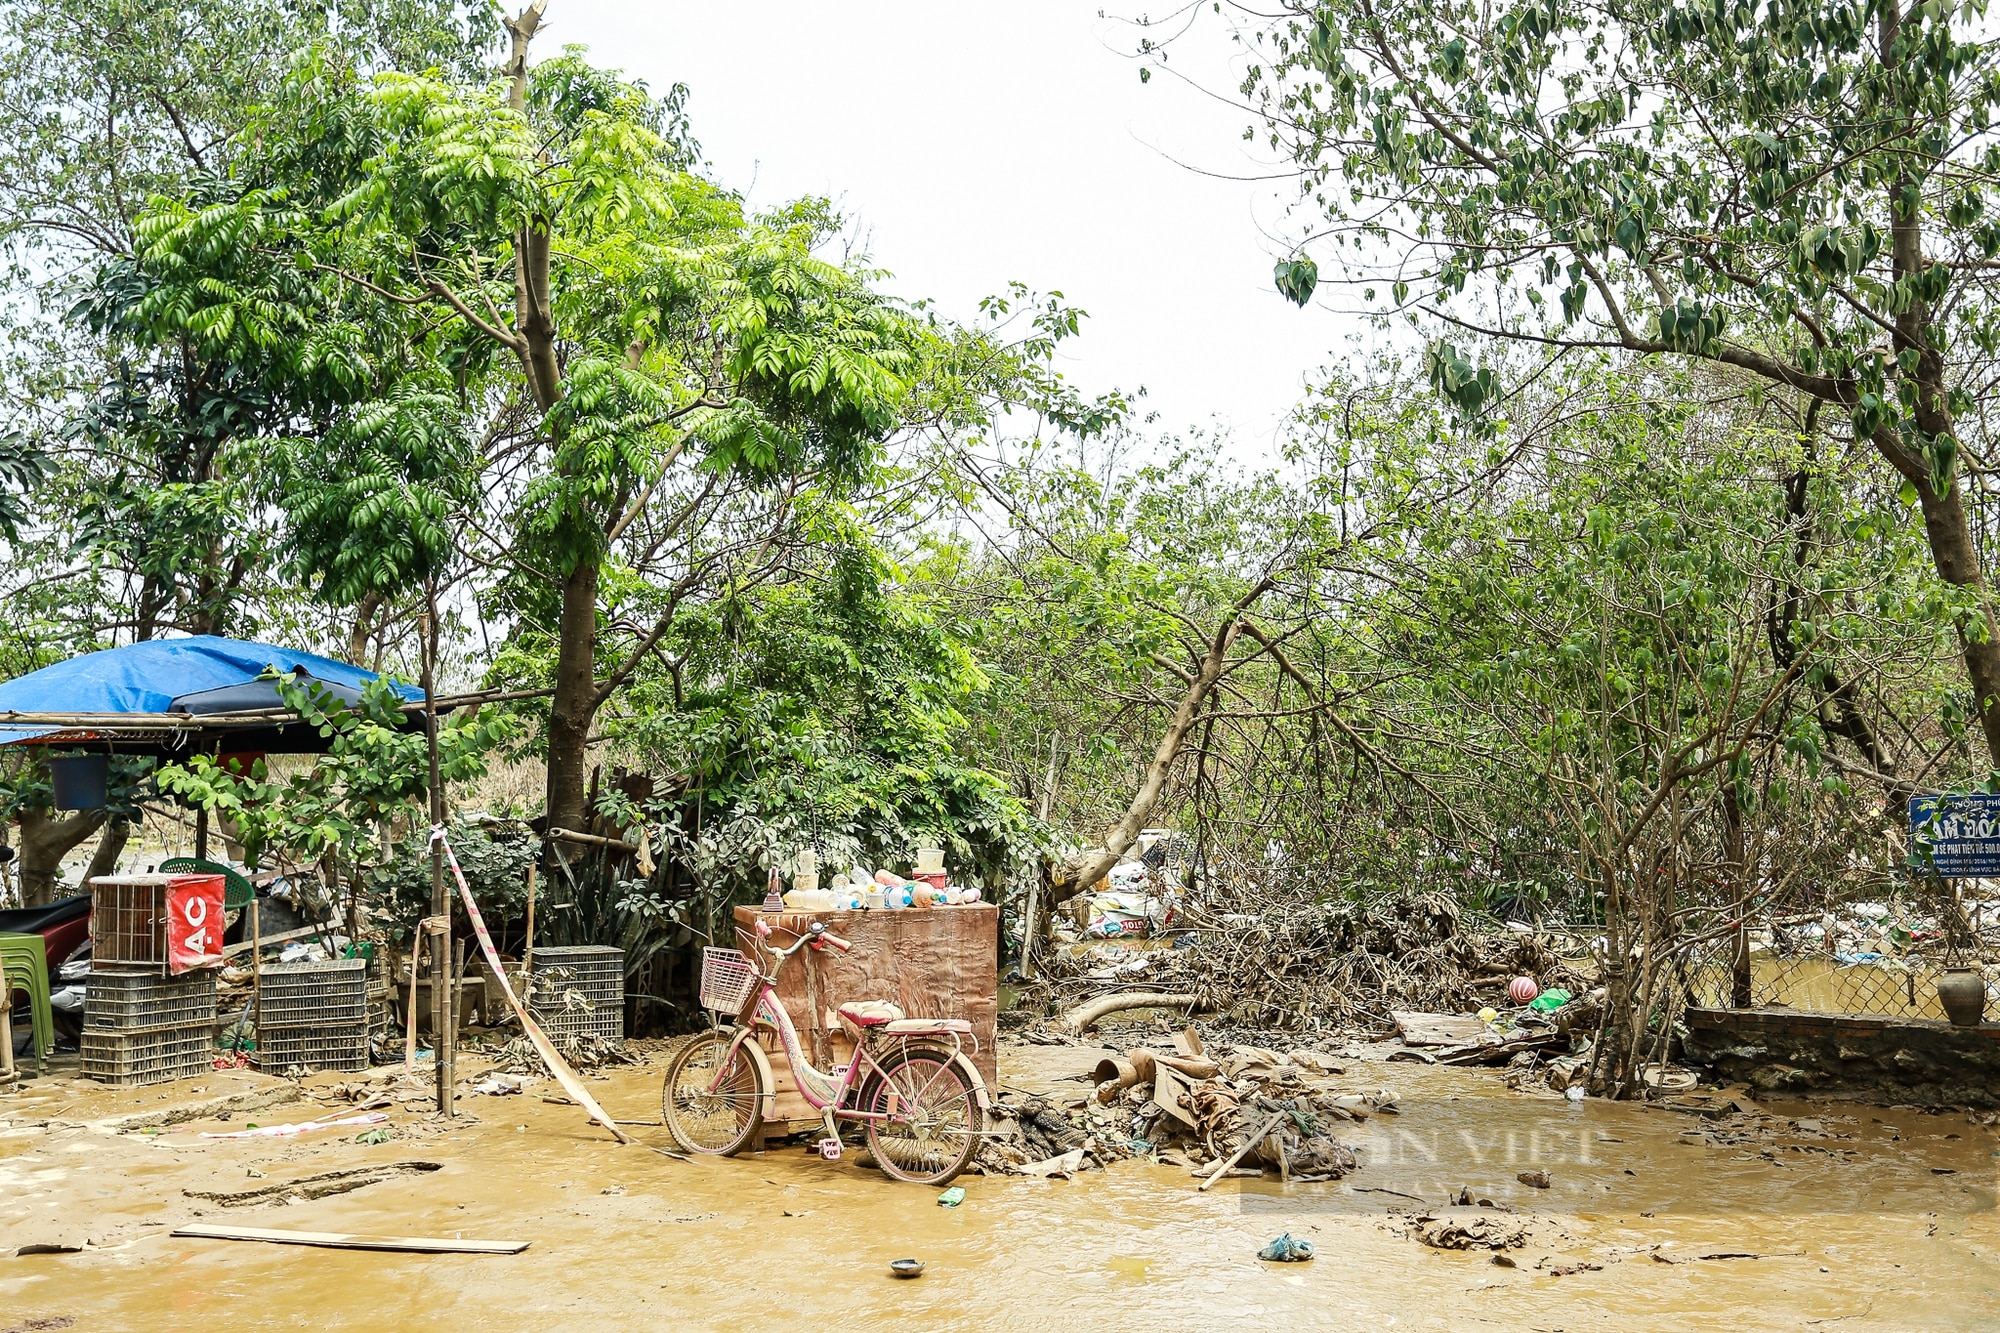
[0,932,52,1076]
[159,857,257,910]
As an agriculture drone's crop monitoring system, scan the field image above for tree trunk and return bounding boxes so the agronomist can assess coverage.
[84,815,132,883]
[347,590,384,666]
[1909,474,2000,765]
[1053,605,1257,906]
[1723,793,1751,1009]
[16,807,109,906]
[545,555,600,837]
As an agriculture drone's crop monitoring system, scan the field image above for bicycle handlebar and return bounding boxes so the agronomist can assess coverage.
[758,920,843,969]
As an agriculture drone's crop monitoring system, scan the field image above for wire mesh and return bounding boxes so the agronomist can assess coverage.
[88,877,170,966]
[1682,943,1991,1022]
[699,948,756,1014]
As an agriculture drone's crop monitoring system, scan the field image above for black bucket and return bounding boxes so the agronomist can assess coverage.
[49,754,109,810]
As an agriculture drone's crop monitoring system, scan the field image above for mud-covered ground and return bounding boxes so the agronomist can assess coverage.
[3,1037,1997,1331]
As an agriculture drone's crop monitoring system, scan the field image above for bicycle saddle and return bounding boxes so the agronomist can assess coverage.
[837,1001,905,1026]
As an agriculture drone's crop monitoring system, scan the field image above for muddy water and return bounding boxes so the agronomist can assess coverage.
[2,1047,1997,1332]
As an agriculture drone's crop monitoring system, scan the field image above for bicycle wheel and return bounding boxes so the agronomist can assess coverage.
[662,1029,765,1155]
[860,1045,982,1185]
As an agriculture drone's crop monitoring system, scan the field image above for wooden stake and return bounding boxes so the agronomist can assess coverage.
[402,932,424,1072]
[250,900,262,1043]
[521,863,537,996]
[421,582,449,1116]
[446,936,465,1103]
[172,1223,527,1255]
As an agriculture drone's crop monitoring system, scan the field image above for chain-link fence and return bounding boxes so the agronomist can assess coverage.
[1682,937,1999,1021]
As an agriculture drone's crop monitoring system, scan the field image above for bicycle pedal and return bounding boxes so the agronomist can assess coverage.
[818,1137,843,1161]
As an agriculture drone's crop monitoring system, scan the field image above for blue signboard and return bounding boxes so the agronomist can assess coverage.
[1908,793,2000,876]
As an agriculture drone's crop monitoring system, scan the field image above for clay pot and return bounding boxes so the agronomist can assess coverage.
[1125,1048,1157,1085]
[1092,1055,1140,1089]
[1936,967,1987,1027]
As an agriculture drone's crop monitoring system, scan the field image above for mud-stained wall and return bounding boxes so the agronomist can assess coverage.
[1684,1007,2000,1108]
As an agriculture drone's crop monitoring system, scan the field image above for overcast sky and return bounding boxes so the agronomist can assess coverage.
[549,1,1351,453]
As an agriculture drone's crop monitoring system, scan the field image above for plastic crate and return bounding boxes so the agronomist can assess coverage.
[533,978,625,1043]
[81,1025,212,1086]
[257,959,368,1026]
[83,965,218,1033]
[529,946,623,982]
[254,1024,369,1073]
[536,1014,624,1049]
[531,945,623,965]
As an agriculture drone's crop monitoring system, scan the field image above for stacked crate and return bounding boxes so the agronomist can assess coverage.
[81,875,217,1086]
[81,965,217,1086]
[255,959,370,1072]
[528,945,625,1046]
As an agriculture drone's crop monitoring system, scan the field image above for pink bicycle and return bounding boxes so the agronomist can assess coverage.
[662,920,990,1185]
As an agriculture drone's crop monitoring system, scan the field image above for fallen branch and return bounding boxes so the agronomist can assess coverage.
[545,827,639,854]
[1063,992,1198,1032]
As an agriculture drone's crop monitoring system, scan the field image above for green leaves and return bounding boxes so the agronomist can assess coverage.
[155,673,517,873]
[274,377,475,604]
[1425,341,1497,421]
[1650,297,1727,355]
[1274,255,1319,307]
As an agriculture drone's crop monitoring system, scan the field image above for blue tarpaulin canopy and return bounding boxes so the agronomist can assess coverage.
[0,634,422,755]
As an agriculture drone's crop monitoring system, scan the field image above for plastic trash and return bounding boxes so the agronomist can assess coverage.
[1528,988,1573,1012]
[1565,1085,1587,1101]
[1258,1233,1316,1262]
[937,1186,965,1207]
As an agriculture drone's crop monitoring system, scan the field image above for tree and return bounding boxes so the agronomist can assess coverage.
[0,0,497,645]
[1163,0,2000,771]
[0,0,496,893]
[134,11,926,836]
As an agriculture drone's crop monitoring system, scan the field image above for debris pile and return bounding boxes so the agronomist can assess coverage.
[1033,893,1593,1030]
[976,1027,1386,1183]
[1386,989,1604,1095]
[491,1031,633,1073]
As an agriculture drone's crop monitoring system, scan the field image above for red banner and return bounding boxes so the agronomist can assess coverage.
[166,874,226,974]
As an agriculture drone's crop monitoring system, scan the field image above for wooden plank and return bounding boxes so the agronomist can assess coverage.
[171,1223,527,1254]
[222,924,320,958]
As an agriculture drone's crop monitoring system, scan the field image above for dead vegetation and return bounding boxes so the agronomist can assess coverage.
[1028,892,1594,1031]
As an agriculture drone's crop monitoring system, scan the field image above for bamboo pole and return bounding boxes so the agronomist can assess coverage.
[250,901,262,1047]
[521,864,537,1001]
[421,586,450,1118]
[402,932,424,1072]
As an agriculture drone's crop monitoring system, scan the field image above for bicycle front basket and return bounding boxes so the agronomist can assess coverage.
[699,947,757,1013]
